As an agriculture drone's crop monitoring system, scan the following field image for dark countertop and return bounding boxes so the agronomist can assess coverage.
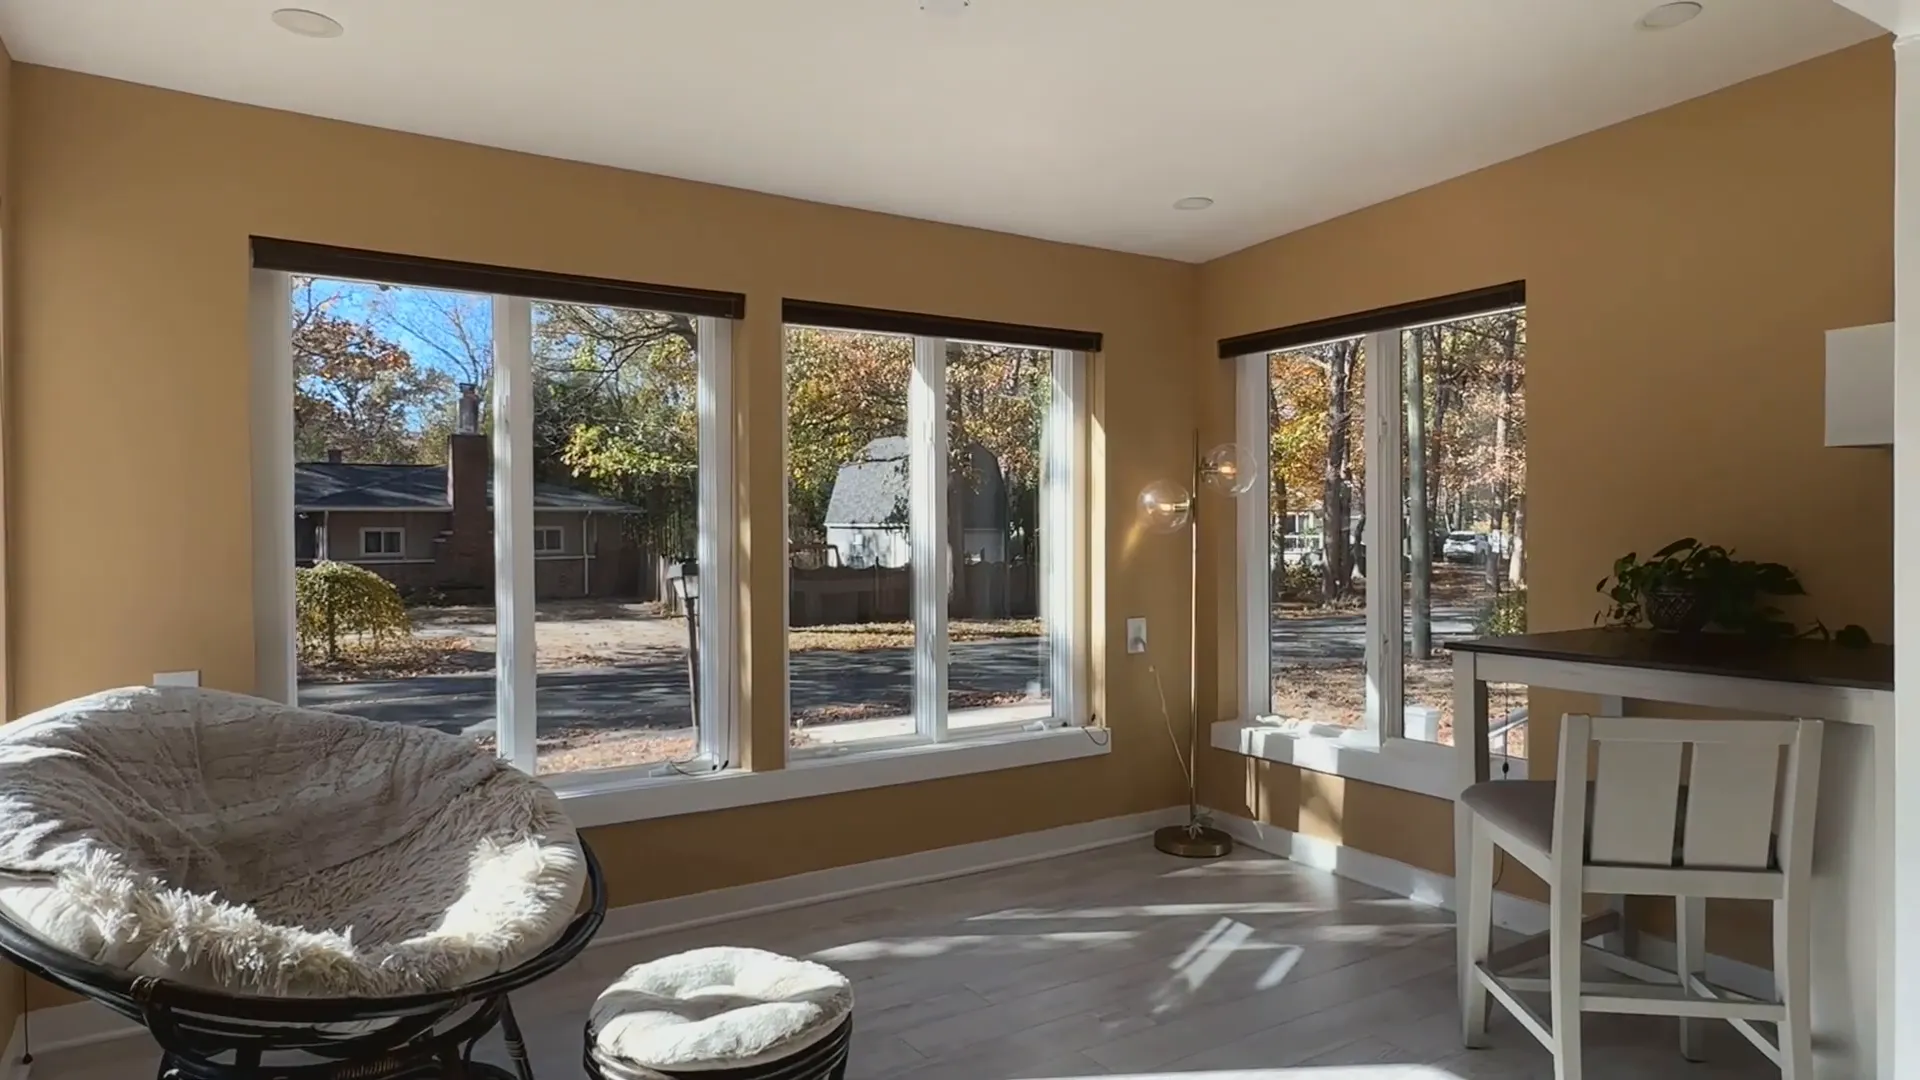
[1447,628,1893,693]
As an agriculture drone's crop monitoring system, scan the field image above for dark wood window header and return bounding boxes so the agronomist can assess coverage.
[1216,280,1525,359]
[783,299,1102,353]
[251,238,747,320]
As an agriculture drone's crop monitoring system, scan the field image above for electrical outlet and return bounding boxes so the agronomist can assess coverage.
[1126,618,1147,654]
[153,670,200,688]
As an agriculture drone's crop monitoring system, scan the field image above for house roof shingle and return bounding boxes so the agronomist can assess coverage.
[824,437,909,527]
[294,463,640,514]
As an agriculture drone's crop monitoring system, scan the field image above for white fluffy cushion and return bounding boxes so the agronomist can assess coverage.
[589,947,853,1076]
[0,686,585,998]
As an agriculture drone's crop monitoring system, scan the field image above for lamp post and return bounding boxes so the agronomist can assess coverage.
[669,559,701,728]
[1140,431,1258,858]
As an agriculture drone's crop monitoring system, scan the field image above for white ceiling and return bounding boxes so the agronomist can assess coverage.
[0,1,1882,262]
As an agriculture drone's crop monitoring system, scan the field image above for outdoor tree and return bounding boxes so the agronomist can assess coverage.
[536,303,701,558]
[291,277,454,464]
[947,344,1051,564]
[785,327,913,539]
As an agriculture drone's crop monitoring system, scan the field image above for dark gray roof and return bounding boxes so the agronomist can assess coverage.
[824,437,909,527]
[294,463,640,513]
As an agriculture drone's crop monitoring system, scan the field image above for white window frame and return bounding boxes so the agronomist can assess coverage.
[783,332,1092,762]
[498,303,740,782]
[532,525,564,554]
[1224,322,1526,799]
[250,272,1100,827]
[359,526,405,559]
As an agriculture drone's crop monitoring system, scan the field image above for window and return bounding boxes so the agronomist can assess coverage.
[784,316,1088,757]
[1400,312,1528,750]
[256,247,740,792]
[360,527,404,558]
[528,300,716,777]
[1236,291,1526,767]
[250,245,1102,825]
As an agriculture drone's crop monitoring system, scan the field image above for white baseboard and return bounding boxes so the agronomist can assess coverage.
[595,806,1186,945]
[1208,810,1778,1002]
[20,806,1189,1056]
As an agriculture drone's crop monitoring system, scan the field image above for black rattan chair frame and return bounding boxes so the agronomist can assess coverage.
[0,839,606,1080]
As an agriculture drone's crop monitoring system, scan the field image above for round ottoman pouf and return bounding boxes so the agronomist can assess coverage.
[586,946,854,1080]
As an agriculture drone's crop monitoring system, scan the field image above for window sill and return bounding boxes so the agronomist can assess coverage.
[551,726,1110,828]
[1210,718,1526,801]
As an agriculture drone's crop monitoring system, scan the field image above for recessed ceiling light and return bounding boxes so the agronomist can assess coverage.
[1173,197,1214,211]
[271,8,345,38]
[1638,2,1703,30]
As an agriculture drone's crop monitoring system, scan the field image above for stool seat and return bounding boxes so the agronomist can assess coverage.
[588,946,853,1079]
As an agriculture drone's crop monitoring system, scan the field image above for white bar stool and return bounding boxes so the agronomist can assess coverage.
[1457,714,1822,1080]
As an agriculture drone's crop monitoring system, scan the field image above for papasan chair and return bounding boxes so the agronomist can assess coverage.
[0,686,605,1080]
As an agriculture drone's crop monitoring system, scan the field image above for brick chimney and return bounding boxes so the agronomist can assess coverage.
[326,448,343,464]
[445,384,491,587]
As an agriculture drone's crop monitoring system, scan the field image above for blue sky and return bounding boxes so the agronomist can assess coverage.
[300,277,494,387]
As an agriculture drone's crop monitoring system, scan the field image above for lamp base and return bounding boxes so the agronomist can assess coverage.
[1153,823,1234,859]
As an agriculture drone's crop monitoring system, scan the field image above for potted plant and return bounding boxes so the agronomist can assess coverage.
[1596,538,1872,644]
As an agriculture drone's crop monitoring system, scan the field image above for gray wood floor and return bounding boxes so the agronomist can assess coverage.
[37,843,1775,1078]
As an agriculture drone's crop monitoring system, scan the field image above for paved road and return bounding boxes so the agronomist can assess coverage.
[300,638,1050,734]
[1269,605,1478,665]
[299,606,1480,732]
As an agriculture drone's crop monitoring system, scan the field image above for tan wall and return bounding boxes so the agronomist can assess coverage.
[1197,40,1896,971]
[8,60,1198,982]
[7,32,1894,1016]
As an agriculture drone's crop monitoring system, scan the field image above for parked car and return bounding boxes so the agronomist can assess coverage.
[1443,531,1490,564]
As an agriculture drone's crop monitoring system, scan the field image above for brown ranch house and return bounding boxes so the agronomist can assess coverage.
[294,401,645,601]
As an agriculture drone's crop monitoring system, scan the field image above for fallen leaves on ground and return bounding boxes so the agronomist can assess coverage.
[299,639,489,683]
[788,618,1042,652]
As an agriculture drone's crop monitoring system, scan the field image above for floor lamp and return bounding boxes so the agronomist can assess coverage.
[1140,430,1257,858]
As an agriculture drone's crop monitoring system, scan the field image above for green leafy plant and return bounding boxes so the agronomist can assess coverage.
[1595,538,1870,644]
[296,561,412,662]
[1476,586,1527,636]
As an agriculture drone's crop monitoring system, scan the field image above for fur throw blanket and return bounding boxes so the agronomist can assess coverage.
[0,686,585,997]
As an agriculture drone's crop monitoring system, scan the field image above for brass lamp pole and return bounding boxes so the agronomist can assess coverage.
[1141,430,1255,859]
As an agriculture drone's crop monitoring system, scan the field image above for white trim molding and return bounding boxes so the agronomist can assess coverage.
[909,335,950,742]
[595,805,1185,945]
[492,294,537,774]
[1212,717,1525,801]
[553,725,1110,828]
[248,269,296,705]
[694,315,740,765]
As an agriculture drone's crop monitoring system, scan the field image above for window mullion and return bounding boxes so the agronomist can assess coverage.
[493,295,537,773]
[250,269,296,704]
[910,336,950,741]
[1237,353,1271,720]
[1044,349,1088,725]
[1363,328,1404,743]
[696,315,738,767]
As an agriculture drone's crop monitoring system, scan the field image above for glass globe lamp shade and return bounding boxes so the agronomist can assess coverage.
[1139,479,1193,533]
[1201,443,1258,496]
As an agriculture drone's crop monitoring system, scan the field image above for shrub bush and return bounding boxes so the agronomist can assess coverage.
[1276,562,1323,602]
[1476,586,1527,637]
[296,561,412,661]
